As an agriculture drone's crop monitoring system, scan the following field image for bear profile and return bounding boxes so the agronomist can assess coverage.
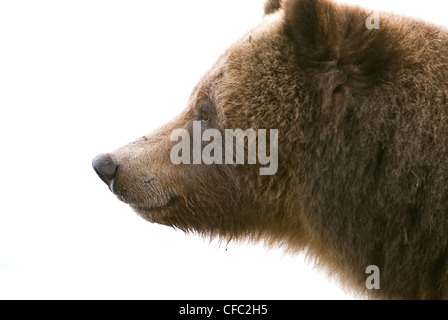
[93,0,448,299]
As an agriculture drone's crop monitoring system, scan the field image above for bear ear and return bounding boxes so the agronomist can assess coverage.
[284,0,399,82]
[284,0,345,65]
[264,0,282,15]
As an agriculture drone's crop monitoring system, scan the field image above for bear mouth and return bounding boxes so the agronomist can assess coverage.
[129,197,180,224]
[128,196,177,212]
[112,174,176,211]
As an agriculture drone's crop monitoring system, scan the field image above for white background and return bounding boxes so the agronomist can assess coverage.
[0,0,446,300]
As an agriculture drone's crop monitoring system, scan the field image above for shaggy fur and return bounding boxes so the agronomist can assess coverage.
[94,0,448,299]
[264,0,282,15]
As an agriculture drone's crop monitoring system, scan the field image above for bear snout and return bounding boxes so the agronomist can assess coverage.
[92,153,120,192]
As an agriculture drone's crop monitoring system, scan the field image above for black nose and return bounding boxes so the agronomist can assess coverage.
[92,153,118,190]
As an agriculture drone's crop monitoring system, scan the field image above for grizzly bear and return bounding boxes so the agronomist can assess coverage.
[93,0,448,299]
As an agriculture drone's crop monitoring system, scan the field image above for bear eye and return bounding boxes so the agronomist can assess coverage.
[200,110,210,123]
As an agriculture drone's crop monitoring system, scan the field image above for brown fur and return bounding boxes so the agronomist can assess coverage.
[95,0,448,299]
[264,0,282,15]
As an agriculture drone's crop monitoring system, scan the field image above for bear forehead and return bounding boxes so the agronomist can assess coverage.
[200,9,286,88]
[186,9,286,112]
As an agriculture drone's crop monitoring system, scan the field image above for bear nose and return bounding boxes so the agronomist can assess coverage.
[92,153,119,190]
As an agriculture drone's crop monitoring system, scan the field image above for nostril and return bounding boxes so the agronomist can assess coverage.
[92,153,118,189]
